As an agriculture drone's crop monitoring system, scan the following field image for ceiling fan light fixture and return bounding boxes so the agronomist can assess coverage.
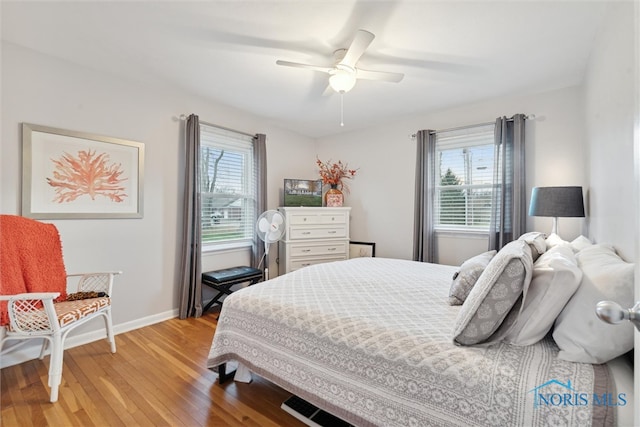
[276,29,404,99]
[329,68,357,93]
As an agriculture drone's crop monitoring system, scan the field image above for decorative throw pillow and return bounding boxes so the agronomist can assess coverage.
[552,244,634,364]
[66,291,108,301]
[448,251,497,305]
[502,244,582,346]
[518,232,546,261]
[452,240,533,346]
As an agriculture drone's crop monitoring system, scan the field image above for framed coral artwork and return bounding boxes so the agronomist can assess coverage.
[22,123,144,219]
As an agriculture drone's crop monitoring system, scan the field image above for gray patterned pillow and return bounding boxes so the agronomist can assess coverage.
[452,240,533,346]
[448,251,497,305]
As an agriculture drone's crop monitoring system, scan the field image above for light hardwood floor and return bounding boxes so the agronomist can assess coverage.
[1,311,306,426]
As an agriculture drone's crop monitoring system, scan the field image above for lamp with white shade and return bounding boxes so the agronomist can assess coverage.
[528,186,585,236]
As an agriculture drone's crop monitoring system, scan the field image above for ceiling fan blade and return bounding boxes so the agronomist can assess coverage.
[356,68,404,83]
[341,29,375,68]
[276,60,333,74]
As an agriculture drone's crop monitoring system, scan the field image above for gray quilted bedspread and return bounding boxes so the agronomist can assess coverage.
[207,257,611,427]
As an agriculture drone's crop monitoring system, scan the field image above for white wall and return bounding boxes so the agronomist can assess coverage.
[582,6,638,425]
[1,42,316,344]
[584,2,637,262]
[316,86,588,266]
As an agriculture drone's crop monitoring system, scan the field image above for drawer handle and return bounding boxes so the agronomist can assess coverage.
[327,247,336,251]
[327,231,337,234]
[302,231,311,235]
[301,249,311,253]
[301,263,311,267]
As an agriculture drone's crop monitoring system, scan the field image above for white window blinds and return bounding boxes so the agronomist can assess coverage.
[200,124,256,245]
[435,124,495,231]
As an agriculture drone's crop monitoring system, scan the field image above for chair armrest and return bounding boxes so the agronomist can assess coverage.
[0,292,60,301]
[1,293,60,334]
[67,271,123,278]
[67,271,121,295]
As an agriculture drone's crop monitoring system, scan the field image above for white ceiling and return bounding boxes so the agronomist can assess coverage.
[1,1,609,138]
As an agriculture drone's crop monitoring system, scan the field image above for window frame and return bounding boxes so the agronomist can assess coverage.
[433,124,495,234]
[199,124,256,252]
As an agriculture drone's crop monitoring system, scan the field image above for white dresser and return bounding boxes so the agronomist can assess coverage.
[278,206,351,275]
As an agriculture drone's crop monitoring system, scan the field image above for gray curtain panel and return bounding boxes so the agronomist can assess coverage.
[178,114,203,319]
[251,133,267,270]
[413,129,437,263]
[488,114,526,250]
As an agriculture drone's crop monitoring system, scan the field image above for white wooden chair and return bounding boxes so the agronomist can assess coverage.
[0,272,120,402]
[0,215,121,403]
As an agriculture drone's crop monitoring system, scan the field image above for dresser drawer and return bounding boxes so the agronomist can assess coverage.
[289,211,347,226]
[290,255,346,271]
[289,241,347,257]
[289,226,346,240]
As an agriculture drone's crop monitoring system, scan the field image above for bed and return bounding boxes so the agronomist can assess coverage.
[207,238,635,426]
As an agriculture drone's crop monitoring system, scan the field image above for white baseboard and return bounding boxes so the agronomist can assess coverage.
[0,308,178,369]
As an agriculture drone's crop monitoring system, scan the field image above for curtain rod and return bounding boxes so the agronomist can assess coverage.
[411,114,535,138]
[179,114,255,138]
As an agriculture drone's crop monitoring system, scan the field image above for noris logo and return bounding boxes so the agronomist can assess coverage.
[528,379,627,408]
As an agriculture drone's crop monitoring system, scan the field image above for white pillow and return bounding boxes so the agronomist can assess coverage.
[552,244,635,363]
[518,232,546,261]
[503,244,582,346]
[545,233,568,250]
[570,235,593,252]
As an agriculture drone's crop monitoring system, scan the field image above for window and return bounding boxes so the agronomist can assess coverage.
[200,124,255,247]
[434,124,495,232]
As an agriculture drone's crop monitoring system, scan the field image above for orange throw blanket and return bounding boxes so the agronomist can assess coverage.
[0,215,67,326]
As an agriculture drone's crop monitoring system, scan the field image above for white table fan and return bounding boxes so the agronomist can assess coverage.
[256,210,286,280]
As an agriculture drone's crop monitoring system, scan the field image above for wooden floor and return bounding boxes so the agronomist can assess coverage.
[0,311,306,426]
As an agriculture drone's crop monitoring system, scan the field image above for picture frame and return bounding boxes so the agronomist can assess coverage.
[283,178,323,207]
[349,241,376,258]
[22,123,145,219]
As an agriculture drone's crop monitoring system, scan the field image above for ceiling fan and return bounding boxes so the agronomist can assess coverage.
[276,29,404,95]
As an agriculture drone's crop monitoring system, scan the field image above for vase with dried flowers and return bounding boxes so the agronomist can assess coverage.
[316,157,358,207]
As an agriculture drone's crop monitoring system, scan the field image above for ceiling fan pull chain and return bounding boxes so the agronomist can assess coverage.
[340,92,345,127]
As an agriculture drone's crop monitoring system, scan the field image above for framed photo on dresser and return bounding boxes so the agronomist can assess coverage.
[283,178,322,207]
